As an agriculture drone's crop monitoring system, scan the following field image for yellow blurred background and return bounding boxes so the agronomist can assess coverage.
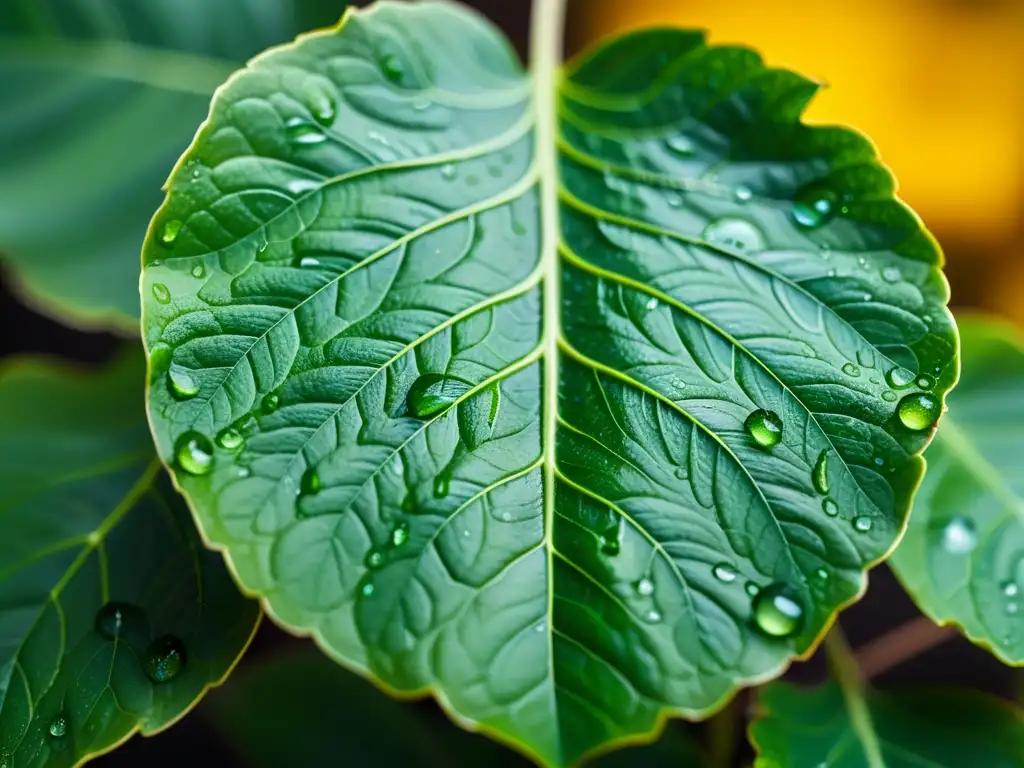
[576,0,1024,323]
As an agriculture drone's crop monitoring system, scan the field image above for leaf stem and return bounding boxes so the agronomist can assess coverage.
[825,626,885,768]
[856,615,959,679]
[707,696,740,768]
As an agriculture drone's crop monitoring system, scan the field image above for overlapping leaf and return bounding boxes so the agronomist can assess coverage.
[892,316,1024,664]
[140,2,957,764]
[0,0,345,331]
[0,350,259,767]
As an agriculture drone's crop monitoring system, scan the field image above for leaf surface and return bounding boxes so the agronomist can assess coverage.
[892,316,1024,664]
[0,0,345,331]
[141,2,957,764]
[750,681,1024,767]
[0,350,259,767]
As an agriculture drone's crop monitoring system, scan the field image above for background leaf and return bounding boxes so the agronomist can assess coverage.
[205,648,705,767]
[891,316,1024,664]
[0,0,347,332]
[141,3,956,765]
[0,350,259,767]
[749,680,1024,767]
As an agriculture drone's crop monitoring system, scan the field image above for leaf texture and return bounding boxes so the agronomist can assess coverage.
[0,0,345,331]
[140,2,957,764]
[892,316,1024,664]
[0,351,259,767]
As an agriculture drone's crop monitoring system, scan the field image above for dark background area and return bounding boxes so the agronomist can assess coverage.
[1,1,1019,766]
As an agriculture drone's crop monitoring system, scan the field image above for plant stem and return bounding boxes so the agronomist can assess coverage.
[707,696,740,768]
[825,627,885,768]
[856,615,959,679]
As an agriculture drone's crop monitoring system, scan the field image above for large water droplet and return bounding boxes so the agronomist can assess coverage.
[745,409,783,448]
[813,450,830,494]
[300,467,321,496]
[49,713,69,738]
[886,367,916,390]
[752,584,805,638]
[144,637,186,684]
[898,393,941,431]
[365,549,385,570]
[407,374,470,418]
[822,498,839,517]
[217,427,244,452]
[152,283,171,304]
[792,190,836,229]
[94,602,139,641]
[285,117,326,145]
[940,516,977,555]
[703,218,766,252]
[391,522,410,548]
[175,431,214,476]
[159,219,182,246]
[167,364,199,400]
[636,577,654,596]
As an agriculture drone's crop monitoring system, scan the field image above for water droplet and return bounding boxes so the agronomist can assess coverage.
[645,297,659,311]
[94,602,138,641]
[152,283,171,304]
[262,393,280,414]
[735,186,753,202]
[745,582,760,597]
[167,364,199,400]
[1002,581,1019,598]
[886,367,916,390]
[462,529,471,538]
[813,451,830,494]
[361,581,375,597]
[703,218,766,252]
[300,467,321,495]
[512,220,527,236]
[407,374,471,418]
[441,163,456,180]
[49,713,69,738]
[898,393,941,431]
[175,431,214,476]
[391,522,410,548]
[822,498,839,517]
[636,577,654,596]
[752,584,805,638]
[666,136,695,156]
[287,179,320,197]
[916,375,935,390]
[814,568,829,582]
[863,293,873,302]
[939,516,977,555]
[712,563,738,583]
[305,85,337,126]
[285,117,326,145]
[792,189,836,229]
[666,194,682,208]
[191,264,205,279]
[217,428,244,451]
[643,609,662,623]
[144,636,186,684]
[599,523,621,556]
[882,391,898,403]
[745,409,783,448]
[159,219,183,245]
[366,549,385,570]
[853,516,873,533]
[874,457,885,467]
[842,363,860,377]
[882,266,902,283]
[433,474,450,499]
[381,55,403,83]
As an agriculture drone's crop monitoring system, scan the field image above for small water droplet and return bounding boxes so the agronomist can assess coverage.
[168,364,199,400]
[666,194,682,208]
[144,635,186,684]
[366,549,385,570]
[1002,581,1019,598]
[159,220,183,245]
[643,609,662,623]
[886,367,916,389]
[636,577,654,596]
[441,163,456,180]
[512,220,527,236]
[1008,603,1020,615]
[713,563,738,583]
[262,393,280,414]
[841,363,860,377]
[300,467,321,495]
[853,516,873,533]
[287,179,320,196]
[814,568,829,582]
[217,428,244,451]
[94,602,139,641]
[49,713,69,738]
[703,218,766,252]
[391,522,410,548]
[822,498,839,517]
[433,474,450,499]
[898,393,941,431]
[863,293,873,302]
[813,451,830,494]
[916,375,935,390]
[752,584,804,638]
[792,189,836,229]
[735,186,753,202]
[874,457,885,468]
[305,85,337,126]
[745,582,760,597]
[666,136,694,156]
[235,466,251,478]
[599,522,621,556]
[175,431,214,476]
[745,409,783,448]
[361,581,375,597]
[882,391,898,403]
[381,54,403,82]
[462,529,471,539]
[939,516,977,555]
[645,297,659,311]
[882,266,902,283]
[152,283,171,304]
[407,374,470,418]
[285,117,326,145]
[191,264,205,279]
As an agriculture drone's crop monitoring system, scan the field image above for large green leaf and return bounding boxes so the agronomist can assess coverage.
[750,681,1024,767]
[0,0,346,332]
[0,350,259,767]
[205,648,705,767]
[892,316,1024,664]
[140,1,957,764]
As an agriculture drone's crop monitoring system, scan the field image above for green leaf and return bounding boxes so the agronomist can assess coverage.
[205,648,705,767]
[0,350,259,767]
[0,0,346,332]
[891,316,1024,664]
[140,2,957,764]
[750,680,1024,767]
